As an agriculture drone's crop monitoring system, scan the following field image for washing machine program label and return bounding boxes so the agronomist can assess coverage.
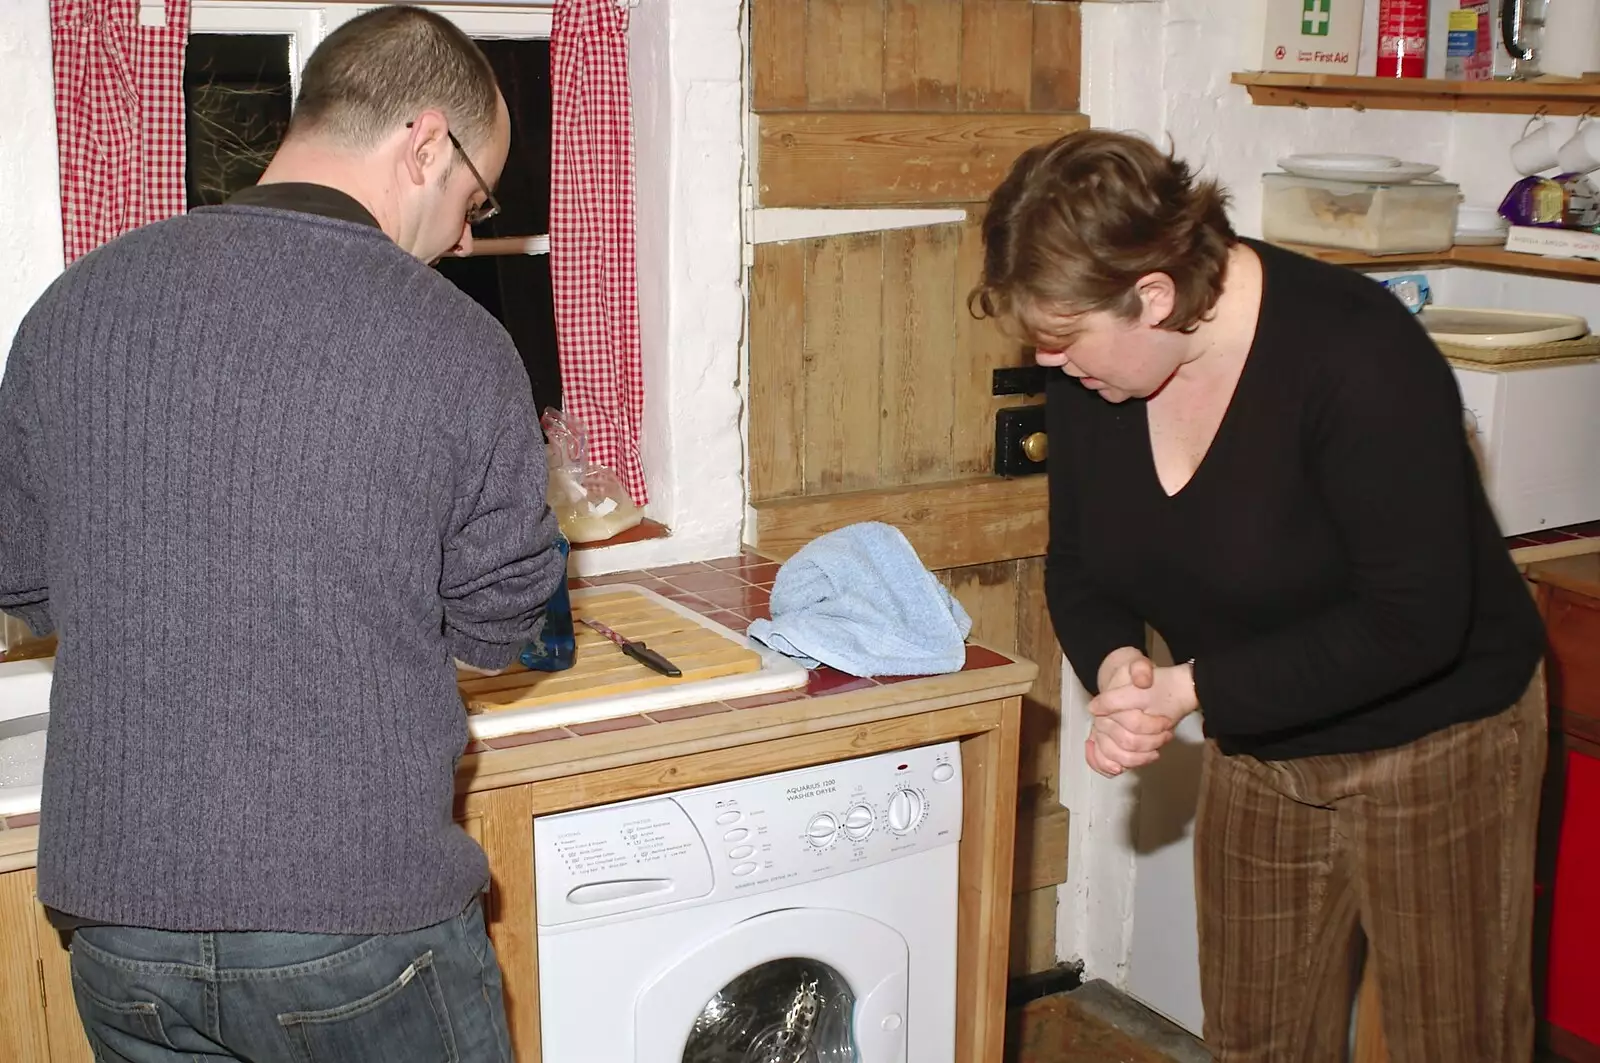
[549,812,698,876]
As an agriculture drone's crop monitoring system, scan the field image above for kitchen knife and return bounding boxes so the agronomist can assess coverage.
[579,618,683,678]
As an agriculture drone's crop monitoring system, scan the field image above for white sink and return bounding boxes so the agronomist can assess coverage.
[0,711,46,817]
[0,658,52,724]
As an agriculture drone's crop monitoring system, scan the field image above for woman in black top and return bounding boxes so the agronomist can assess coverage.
[974,130,1546,1062]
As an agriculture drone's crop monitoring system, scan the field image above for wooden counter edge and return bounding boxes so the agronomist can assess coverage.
[457,657,1039,795]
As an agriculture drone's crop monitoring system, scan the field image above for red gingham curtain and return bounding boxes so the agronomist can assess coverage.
[550,0,647,505]
[51,0,190,264]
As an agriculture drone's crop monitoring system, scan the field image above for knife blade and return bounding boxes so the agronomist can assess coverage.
[579,617,683,678]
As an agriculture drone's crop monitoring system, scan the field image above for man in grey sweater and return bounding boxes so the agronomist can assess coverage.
[0,8,562,1061]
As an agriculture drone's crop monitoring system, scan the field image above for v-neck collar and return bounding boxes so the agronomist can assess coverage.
[1139,240,1270,501]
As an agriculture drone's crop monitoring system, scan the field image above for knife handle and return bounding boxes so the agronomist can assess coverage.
[624,641,682,678]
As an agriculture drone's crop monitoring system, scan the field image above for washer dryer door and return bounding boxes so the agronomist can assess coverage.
[635,907,909,1063]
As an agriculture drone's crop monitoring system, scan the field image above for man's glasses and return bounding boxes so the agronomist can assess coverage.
[406,122,502,227]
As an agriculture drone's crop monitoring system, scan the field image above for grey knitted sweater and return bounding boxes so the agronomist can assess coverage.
[0,202,564,933]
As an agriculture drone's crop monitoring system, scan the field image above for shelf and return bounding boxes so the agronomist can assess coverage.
[1277,242,1600,280]
[1233,72,1600,115]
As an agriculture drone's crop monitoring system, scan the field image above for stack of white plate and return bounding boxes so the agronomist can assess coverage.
[1453,205,1510,247]
[1276,153,1441,183]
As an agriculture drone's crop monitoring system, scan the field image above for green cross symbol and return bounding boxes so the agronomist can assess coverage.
[1302,0,1332,36]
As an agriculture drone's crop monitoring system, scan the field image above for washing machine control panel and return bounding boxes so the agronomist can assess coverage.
[534,743,961,927]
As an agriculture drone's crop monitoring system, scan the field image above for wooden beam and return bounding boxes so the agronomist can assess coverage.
[1012,791,1069,894]
[753,475,1049,570]
[756,111,1089,207]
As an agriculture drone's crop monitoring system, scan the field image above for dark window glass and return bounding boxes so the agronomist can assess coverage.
[183,34,293,209]
[435,36,559,413]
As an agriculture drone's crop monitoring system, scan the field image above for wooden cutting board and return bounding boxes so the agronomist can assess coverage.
[457,588,764,714]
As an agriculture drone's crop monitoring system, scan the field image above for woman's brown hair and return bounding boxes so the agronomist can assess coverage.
[970,130,1235,336]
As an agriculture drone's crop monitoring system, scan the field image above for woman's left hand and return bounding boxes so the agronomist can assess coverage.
[1087,663,1199,728]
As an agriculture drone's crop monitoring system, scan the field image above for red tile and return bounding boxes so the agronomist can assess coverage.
[874,672,925,685]
[693,585,772,612]
[706,555,756,570]
[807,668,879,697]
[462,740,492,754]
[569,714,654,736]
[647,561,717,578]
[1559,520,1600,539]
[648,702,734,723]
[482,728,573,750]
[567,577,591,589]
[702,610,749,630]
[744,602,772,622]
[725,689,810,710]
[1507,535,1540,550]
[3,812,38,829]
[741,563,782,584]
[964,644,1012,670]
[1521,528,1582,545]
[665,569,756,593]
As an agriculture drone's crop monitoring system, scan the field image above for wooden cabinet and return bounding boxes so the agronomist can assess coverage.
[1533,557,1600,1063]
[0,868,91,1063]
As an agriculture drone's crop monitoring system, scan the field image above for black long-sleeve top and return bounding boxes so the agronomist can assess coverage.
[1046,240,1545,760]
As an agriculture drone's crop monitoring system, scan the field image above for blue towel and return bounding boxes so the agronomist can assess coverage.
[748,522,972,676]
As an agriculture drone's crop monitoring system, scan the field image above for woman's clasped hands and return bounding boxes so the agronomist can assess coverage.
[1085,646,1201,778]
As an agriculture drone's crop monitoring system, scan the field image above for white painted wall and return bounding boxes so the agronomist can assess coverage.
[0,0,66,371]
[1061,0,1600,1031]
[0,0,749,577]
[593,0,748,573]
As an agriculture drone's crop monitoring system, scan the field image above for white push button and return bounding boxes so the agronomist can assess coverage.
[723,828,749,842]
[881,1014,903,1031]
[732,862,758,876]
[932,763,955,782]
[728,845,755,860]
[715,810,742,825]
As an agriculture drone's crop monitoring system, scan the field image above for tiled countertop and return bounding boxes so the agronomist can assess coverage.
[1507,520,1600,564]
[0,550,1038,847]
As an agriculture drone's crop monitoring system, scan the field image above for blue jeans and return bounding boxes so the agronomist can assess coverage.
[68,897,511,1063]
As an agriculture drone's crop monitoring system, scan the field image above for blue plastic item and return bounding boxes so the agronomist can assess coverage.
[518,534,575,672]
[1381,273,1431,314]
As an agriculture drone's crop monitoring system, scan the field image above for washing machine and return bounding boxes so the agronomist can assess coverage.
[532,742,963,1062]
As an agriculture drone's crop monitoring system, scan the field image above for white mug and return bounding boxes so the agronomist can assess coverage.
[1512,114,1563,175]
[1558,115,1600,175]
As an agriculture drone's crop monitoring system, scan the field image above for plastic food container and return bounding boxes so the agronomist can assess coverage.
[1261,173,1461,254]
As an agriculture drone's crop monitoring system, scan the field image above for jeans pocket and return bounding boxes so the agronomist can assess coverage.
[70,969,173,1059]
[278,950,459,1063]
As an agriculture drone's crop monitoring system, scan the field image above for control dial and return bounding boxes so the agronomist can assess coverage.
[843,803,876,842]
[886,788,926,834]
[806,811,840,849]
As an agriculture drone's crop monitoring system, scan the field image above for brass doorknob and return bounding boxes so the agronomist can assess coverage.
[1021,431,1048,463]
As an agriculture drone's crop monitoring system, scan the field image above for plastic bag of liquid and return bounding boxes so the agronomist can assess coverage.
[542,408,644,544]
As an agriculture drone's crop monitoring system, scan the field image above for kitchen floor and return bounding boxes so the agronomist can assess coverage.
[1009,982,1574,1063]
[1008,981,1211,1063]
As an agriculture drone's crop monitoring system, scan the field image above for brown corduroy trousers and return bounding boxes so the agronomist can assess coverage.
[1196,677,1547,1063]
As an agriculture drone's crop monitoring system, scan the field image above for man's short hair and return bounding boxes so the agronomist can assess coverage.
[290,6,499,151]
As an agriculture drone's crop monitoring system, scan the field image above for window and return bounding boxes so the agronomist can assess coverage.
[185,3,560,414]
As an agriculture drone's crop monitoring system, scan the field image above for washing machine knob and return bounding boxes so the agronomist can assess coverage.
[843,803,875,841]
[886,788,925,834]
[805,811,839,848]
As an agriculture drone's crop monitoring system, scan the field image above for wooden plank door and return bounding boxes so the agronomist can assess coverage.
[746,0,1085,974]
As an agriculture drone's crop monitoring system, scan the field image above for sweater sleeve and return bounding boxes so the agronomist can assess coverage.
[1193,321,1475,734]
[0,318,53,636]
[440,362,565,670]
[1045,380,1148,695]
